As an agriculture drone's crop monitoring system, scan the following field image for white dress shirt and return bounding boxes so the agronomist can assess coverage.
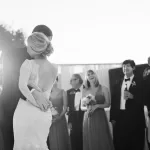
[120,75,134,110]
[74,86,83,111]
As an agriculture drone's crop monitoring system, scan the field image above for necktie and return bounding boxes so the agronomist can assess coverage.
[125,78,130,82]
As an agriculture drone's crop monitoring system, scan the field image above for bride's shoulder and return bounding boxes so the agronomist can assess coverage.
[21,59,32,69]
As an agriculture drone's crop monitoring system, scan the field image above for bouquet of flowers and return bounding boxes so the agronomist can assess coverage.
[81,94,97,117]
[82,94,96,107]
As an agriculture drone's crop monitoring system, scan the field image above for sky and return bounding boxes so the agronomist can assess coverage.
[0,0,150,64]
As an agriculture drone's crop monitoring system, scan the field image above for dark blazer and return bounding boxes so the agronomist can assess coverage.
[142,67,150,113]
[67,88,84,150]
[67,88,84,124]
[110,76,145,131]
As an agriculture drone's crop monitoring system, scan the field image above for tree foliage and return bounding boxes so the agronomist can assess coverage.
[0,24,30,92]
[0,24,26,53]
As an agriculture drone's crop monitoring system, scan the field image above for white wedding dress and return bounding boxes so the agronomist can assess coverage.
[13,59,57,150]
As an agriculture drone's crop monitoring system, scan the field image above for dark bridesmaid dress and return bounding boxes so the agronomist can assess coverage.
[47,89,71,150]
[83,86,114,150]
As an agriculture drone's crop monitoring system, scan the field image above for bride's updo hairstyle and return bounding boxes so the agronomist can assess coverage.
[27,32,54,56]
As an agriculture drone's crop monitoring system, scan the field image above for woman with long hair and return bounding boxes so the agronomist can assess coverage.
[81,69,114,150]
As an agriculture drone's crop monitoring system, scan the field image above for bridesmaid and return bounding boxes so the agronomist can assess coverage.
[81,69,114,150]
[47,77,71,150]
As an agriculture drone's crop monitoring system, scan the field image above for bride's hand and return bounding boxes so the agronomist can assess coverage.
[32,90,51,111]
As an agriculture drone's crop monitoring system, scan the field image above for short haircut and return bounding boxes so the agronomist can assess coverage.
[122,59,136,68]
[72,74,83,84]
[32,25,53,37]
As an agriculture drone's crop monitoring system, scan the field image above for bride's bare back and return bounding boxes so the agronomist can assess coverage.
[33,59,58,93]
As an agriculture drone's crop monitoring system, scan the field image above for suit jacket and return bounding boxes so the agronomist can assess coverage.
[142,68,150,112]
[110,76,145,130]
[67,88,84,124]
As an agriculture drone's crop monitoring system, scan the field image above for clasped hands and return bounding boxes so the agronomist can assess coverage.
[32,90,52,112]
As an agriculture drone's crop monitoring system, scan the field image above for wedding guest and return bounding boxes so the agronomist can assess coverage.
[143,56,150,114]
[143,56,150,80]
[142,56,150,148]
[81,69,114,150]
[47,77,71,150]
[67,74,84,150]
[110,59,145,150]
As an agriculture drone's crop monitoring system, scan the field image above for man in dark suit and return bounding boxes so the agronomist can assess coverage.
[142,56,150,148]
[67,74,84,150]
[110,59,145,150]
[143,57,150,112]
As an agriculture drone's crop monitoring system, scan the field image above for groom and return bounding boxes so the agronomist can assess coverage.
[1,24,53,150]
[67,74,84,150]
[110,59,145,150]
[20,25,53,100]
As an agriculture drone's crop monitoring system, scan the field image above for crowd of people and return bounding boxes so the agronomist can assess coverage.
[0,24,149,150]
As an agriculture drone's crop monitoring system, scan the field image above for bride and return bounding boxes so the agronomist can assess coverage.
[13,32,58,150]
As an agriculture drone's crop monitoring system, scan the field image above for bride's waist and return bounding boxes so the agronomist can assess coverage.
[18,98,51,113]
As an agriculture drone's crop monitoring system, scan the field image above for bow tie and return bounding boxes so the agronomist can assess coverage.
[125,78,130,82]
[75,89,80,92]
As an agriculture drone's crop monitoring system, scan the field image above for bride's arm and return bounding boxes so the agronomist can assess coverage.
[19,60,39,107]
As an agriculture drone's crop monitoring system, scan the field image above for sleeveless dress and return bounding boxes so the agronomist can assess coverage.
[47,90,71,150]
[13,59,55,150]
[83,86,114,150]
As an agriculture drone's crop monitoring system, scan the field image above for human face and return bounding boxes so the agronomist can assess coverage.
[87,71,97,84]
[122,63,134,77]
[70,75,79,89]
